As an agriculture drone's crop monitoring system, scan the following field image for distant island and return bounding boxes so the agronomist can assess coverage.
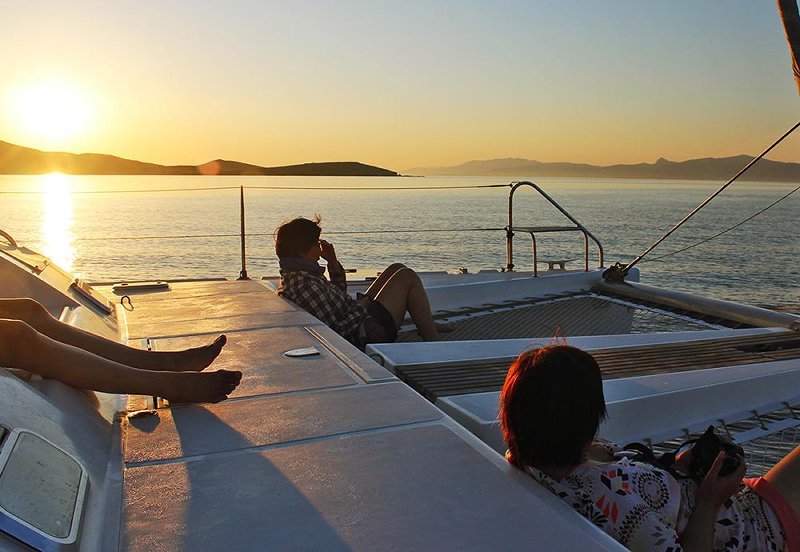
[0,140,398,177]
[2,139,797,181]
[405,156,800,182]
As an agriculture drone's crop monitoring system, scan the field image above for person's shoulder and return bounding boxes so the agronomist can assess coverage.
[282,270,326,285]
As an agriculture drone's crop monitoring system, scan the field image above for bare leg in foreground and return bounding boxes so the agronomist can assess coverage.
[0,319,241,403]
[0,298,226,372]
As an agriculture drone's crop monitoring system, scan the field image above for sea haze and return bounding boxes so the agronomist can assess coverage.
[0,174,797,308]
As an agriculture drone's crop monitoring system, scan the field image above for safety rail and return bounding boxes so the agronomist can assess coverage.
[2,180,608,280]
[506,181,604,276]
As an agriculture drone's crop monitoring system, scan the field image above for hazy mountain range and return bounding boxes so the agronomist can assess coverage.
[0,140,397,177]
[2,139,797,181]
[405,156,800,182]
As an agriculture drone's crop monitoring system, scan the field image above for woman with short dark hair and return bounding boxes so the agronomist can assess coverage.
[500,345,800,552]
[275,216,447,346]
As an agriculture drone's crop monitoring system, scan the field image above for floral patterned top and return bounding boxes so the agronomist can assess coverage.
[525,442,786,551]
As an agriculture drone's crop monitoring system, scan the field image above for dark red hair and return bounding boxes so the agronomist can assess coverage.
[500,345,606,469]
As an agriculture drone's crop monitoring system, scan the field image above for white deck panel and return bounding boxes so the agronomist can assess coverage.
[123,423,622,552]
[602,361,800,445]
[122,287,295,325]
[107,279,268,301]
[124,309,317,340]
[369,327,779,369]
[124,382,444,464]
[143,327,368,399]
[438,358,800,454]
[116,279,309,339]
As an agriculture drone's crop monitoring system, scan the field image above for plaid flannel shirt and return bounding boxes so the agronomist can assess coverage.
[277,261,367,344]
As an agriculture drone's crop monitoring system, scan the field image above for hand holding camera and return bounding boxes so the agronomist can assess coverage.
[690,425,745,478]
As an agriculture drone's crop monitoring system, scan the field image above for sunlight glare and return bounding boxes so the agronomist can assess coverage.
[40,173,76,271]
[9,82,93,143]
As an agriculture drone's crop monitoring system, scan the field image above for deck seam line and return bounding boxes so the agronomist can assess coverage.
[124,418,446,469]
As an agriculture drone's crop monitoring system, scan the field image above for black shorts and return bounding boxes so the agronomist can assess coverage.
[362,300,398,344]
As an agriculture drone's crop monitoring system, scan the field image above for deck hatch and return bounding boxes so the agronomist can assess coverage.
[0,429,88,551]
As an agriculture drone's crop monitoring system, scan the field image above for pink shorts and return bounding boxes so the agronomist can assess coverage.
[744,477,800,551]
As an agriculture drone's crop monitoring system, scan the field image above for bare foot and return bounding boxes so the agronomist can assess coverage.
[170,335,228,372]
[160,369,242,403]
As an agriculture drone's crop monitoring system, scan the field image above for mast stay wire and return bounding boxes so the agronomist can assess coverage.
[629,183,800,264]
[609,119,800,278]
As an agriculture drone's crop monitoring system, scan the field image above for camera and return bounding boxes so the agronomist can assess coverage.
[690,425,744,478]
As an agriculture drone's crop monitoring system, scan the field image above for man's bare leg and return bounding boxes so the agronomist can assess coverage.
[371,268,439,341]
[0,298,225,372]
[0,319,241,403]
[364,263,406,299]
[763,445,800,520]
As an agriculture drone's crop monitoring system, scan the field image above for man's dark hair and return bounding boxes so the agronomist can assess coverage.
[275,216,322,258]
[500,345,607,469]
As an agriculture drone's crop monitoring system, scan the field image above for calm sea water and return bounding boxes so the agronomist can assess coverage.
[0,174,797,307]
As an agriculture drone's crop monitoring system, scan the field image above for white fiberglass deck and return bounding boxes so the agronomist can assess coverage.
[0,245,631,551]
[113,280,624,551]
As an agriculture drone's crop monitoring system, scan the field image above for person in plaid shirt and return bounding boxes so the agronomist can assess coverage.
[276,217,446,346]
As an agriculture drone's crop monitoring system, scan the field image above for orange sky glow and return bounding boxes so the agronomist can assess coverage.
[1,2,798,172]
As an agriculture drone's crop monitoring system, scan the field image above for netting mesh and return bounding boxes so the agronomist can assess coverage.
[650,405,800,478]
[742,425,800,477]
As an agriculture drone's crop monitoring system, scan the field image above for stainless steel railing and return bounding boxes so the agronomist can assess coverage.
[505,181,604,276]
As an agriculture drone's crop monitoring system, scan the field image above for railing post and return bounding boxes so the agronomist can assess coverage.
[584,232,589,271]
[237,185,249,280]
[505,227,515,272]
[506,183,518,271]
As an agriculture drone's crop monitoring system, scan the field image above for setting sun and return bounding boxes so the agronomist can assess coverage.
[8,81,93,145]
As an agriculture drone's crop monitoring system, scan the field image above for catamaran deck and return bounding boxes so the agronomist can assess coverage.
[2,238,799,550]
[14,273,620,551]
[110,279,619,550]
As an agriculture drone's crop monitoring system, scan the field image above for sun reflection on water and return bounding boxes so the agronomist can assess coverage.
[40,173,75,271]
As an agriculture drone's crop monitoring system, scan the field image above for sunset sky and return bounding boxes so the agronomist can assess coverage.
[2,1,798,171]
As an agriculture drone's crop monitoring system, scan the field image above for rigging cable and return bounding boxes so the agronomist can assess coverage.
[0,186,241,194]
[0,182,511,194]
[606,119,800,279]
[246,183,511,190]
[634,183,800,263]
[74,227,506,242]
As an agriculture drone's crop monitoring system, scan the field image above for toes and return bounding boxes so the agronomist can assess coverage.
[228,370,242,384]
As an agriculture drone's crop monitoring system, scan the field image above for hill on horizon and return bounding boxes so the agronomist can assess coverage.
[405,156,800,182]
[0,140,398,177]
